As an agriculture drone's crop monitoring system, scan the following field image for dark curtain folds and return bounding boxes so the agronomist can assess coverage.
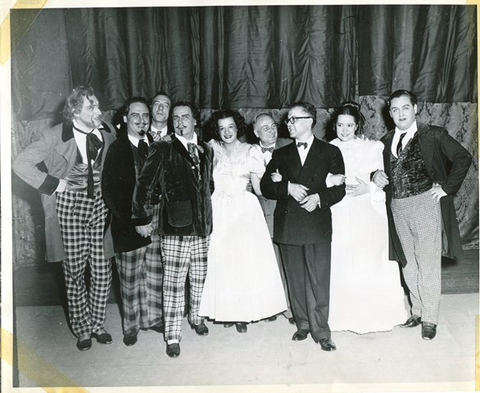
[11,5,476,122]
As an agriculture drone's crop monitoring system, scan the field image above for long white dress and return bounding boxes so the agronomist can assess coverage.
[328,137,408,334]
[199,141,287,322]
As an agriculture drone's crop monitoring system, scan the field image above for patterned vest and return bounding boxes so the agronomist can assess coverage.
[390,134,432,199]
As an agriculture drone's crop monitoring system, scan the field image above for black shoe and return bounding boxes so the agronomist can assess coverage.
[264,315,277,322]
[399,315,422,328]
[141,322,164,333]
[422,322,437,340]
[292,329,310,341]
[319,337,337,352]
[224,323,234,328]
[166,343,181,358]
[235,322,248,333]
[191,322,209,336]
[92,329,113,344]
[123,333,138,346]
[76,334,92,351]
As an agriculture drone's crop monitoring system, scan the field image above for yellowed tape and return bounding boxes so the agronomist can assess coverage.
[2,328,89,392]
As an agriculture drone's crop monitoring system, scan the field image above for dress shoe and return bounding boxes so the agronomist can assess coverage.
[123,333,138,346]
[399,315,422,328]
[235,322,248,333]
[224,323,234,328]
[92,329,113,344]
[422,322,437,340]
[191,322,209,336]
[292,329,310,341]
[319,337,337,352]
[166,343,181,358]
[264,315,277,322]
[76,333,92,351]
[141,322,164,333]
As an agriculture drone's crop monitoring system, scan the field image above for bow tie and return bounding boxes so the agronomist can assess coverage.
[261,146,274,153]
[297,142,308,149]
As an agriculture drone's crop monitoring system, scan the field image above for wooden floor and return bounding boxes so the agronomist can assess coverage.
[12,249,478,307]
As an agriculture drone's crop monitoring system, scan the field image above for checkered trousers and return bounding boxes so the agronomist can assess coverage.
[144,203,163,325]
[56,190,112,337]
[391,190,442,324]
[161,235,209,342]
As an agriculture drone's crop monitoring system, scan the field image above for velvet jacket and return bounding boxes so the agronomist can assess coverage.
[260,136,346,245]
[13,121,116,262]
[131,133,215,236]
[381,122,472,266]
[102,132,154,253]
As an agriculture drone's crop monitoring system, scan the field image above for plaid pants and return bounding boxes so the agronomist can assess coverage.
[162,235,209,342]
[56,190,112,337]
[391,190,442,324]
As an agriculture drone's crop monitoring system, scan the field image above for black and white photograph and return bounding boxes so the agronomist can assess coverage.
[1,1,478,392]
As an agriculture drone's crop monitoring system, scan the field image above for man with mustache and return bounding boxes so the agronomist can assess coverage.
[102,97,164,347]
[132,101,214,358]
[13,86,116,351]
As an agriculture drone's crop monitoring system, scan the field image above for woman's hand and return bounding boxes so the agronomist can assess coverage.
[346,177,369,197]
[271,169,282,183]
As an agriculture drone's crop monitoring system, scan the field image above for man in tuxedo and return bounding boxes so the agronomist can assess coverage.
[102,97,164,347]
[132,101,214,358]
[372,89,472,340]
[13,86,116,351]
[252,113,294,324]
[149,91,172,141]
[260,102,345,352]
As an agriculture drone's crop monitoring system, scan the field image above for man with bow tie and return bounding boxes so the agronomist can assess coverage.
[252,113,294,324]
[148,91,173,141]
[132,101,214,358]
[13,86,116,351]
[372,89,472,340]
[102,97,164,347]
[260,102,345,352]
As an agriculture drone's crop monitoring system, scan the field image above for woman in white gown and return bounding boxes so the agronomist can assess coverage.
[199,109,287,333]
[327,102,408,334]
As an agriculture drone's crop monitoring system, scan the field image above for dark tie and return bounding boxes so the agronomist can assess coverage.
[85,131,103,199]
[297,142,308,149]
[137,139,149,159]
[187,142,200,166]
[261,146,275,153]
[396,133,407,156]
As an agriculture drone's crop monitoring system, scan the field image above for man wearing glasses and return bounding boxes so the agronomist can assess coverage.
[260,102,345,352]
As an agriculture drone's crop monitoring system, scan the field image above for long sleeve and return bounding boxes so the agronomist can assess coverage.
[317,144,346,208]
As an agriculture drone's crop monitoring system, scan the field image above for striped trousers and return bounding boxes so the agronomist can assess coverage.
[161,235,209,342]
[391,190,442,325]
[56,190,112,337]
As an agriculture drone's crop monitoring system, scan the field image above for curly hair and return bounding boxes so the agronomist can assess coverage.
[210,109,247,140]
[62,86,96,124]
[331,101,365,136]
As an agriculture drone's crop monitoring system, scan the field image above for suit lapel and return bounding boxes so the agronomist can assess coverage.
[417,123,433,171]
[285,142,303,183]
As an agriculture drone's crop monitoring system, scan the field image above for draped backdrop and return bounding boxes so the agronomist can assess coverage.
[10,5,478,265]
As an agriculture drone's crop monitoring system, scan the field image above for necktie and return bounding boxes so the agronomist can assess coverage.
[74,126,103,199]
[187,142,200,166]
[137,139,149,159]
[396,133,407,156]
[297,142,308,149]
[261,146,275,153]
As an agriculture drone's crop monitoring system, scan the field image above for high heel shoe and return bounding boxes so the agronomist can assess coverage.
[235,322,247,333]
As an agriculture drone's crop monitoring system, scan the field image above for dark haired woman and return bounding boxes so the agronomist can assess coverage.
[198,110,287,333]
[327,102,407,334]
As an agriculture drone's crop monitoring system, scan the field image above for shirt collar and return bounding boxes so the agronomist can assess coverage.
[128,134,148,148]
[176,133,198,149]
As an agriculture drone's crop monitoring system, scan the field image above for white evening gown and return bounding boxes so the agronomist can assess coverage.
[328,137,408,334]
[199,141,287,322]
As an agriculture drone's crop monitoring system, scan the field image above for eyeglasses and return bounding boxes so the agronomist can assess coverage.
[284,116,313,125]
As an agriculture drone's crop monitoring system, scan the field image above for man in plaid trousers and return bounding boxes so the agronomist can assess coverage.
[13,86,116,351]
[102,97,164,347]
[132,101,214,358]
[372,89,472,341]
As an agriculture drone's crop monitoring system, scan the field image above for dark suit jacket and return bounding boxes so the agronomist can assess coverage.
[132,134,214,236]
[102,133,153,253]
[260,136,346,245]
[381,122,472,265]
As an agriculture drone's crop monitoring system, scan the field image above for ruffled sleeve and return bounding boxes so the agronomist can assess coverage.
[247,144,266,177]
